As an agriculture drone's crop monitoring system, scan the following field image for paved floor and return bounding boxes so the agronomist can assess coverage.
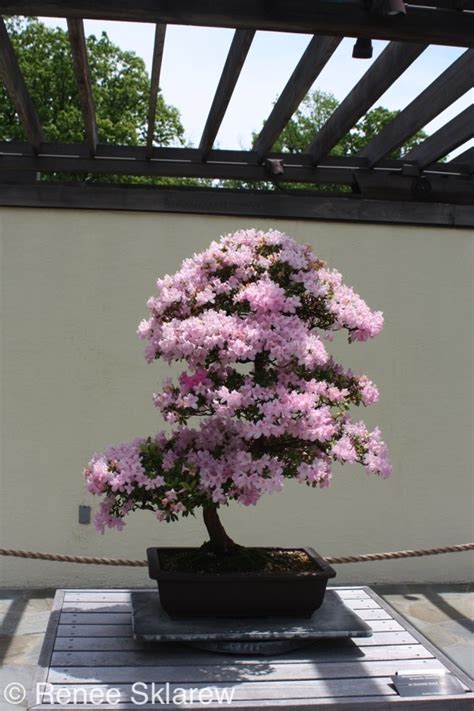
[0,585,472,710]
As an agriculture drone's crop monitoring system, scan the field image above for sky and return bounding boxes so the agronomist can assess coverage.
[41,17,473,158]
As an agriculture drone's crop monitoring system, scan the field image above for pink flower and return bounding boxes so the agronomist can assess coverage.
[86,229,391,531]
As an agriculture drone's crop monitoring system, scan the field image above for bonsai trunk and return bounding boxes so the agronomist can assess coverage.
[203,505,239,554]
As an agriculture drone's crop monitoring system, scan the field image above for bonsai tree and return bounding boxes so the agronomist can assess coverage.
[85,229,391,557]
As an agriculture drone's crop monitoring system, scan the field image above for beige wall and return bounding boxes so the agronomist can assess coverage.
[1,207,472,587]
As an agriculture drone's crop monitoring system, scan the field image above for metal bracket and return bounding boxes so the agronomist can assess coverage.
[265,158,285,177]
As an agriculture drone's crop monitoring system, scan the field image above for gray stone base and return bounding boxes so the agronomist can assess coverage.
[131,589,372,655]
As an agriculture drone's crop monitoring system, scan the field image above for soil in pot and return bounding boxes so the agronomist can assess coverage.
[159,544,320,575]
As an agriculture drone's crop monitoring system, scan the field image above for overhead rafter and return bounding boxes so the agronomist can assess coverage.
[0,17,43,151]
[67,18,97,156]
[306,41,427,165]
[199,29,254,160]
[358,50,474,167]
[253,35,342,162]
[0,1,473,47]
[146,23,166,157]
[404,105,474,168]
[448,147,474,172]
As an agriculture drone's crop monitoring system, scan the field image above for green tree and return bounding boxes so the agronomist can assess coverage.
[271,89,427,158]
[0,17,199,185]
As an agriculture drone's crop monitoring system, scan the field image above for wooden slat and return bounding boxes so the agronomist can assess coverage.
[404,105,474,167]
[357,631,418,646]
[37,678,400,702]
[0,17,43,150]
[66,18,97,155]
[368,620,404,632]
[336,598,383,610]
[62,601,132,612]
[359,49,474,167]
[448,146,474,172]
[63,592,132,602]
[53,629,418,652]
[146,23,166,158]
[307,41,427,165]
[332,588,370,599]
[57,624,131,637]
[355,610,392,620]
[59,611,130,624]
[48,658,444,684]
[50,644,433,668]
[1,2,473,48]
[199,29,255,160]
[253,34,342,161]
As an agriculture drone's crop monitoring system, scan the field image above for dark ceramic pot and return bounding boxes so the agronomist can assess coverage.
[146,546,336,618]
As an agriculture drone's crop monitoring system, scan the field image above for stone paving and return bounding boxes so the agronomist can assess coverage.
[374,583,474,682]
[0,585,472,710]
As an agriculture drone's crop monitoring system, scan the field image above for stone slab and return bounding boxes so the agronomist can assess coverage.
[131,589,372,650]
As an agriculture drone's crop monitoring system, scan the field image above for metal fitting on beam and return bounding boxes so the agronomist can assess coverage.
[265,158,284,176]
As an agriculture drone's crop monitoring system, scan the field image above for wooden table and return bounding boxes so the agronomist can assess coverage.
[29,587,473,709]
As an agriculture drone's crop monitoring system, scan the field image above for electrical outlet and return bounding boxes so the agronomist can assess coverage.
[78,505,91,524]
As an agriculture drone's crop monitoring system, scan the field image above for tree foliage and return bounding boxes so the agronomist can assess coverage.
[0,17,201,185]
[270,89,427,158]
[1,16,184,147]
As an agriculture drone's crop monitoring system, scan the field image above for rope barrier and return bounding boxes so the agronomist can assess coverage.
[1,543,472,567]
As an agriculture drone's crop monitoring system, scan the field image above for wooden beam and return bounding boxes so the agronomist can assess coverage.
[253,35,342,162]
[146,24,166,157]
[359,50,474,167]
[448,147,474,172]
[0,142,470,177]
[199,29,254,160]
[0,17,43,150]
[0,182,472,227]
[404,106,474,167]
[307,41,427,165]
[67,18,97,155]
[0,2,473,48]
[0,149,471,202]
[355,171,474,204]
[0,150,358,184]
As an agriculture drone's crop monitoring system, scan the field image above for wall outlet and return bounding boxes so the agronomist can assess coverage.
[78,505,91,524]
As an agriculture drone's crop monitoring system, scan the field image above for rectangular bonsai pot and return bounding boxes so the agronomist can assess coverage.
[146,546,336,618]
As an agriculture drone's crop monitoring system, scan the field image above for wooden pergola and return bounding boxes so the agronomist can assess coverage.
[0,0,473,226]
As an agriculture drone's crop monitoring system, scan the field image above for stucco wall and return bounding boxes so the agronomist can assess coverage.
[0,207,472,587]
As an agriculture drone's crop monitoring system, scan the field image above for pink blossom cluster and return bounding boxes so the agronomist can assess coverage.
[86,229,391,531]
